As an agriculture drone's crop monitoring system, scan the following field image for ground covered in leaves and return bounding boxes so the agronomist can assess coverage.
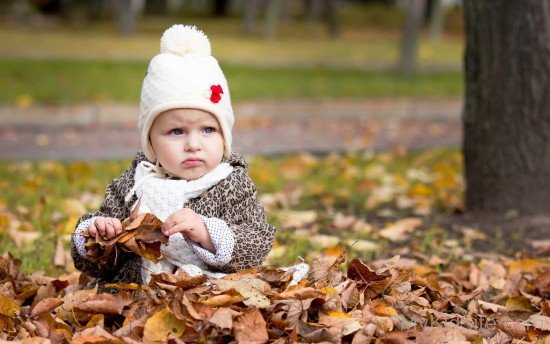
[0,149,549,342]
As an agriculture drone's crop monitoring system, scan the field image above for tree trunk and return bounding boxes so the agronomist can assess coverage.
[212,0,230,16]
[241,0,263,35]
[263,0,285,39]
[397,0,426,75]
[428,0,443,41]
[117,0,135,35]
[463,0,550,215]
[306,0,324,22]
[325,0,340,38]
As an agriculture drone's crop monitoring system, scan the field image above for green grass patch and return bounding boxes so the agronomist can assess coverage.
[0,148,464,272]
[0,58,463,104]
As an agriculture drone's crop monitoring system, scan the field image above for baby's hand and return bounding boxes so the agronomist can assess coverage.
[163,208,214,252]
[87,217,123,239]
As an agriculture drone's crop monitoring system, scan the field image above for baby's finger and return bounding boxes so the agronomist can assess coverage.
[94,218,107,237]
[104,221,116,239]
[88,223,98,237]
[164,222,189,236]
[111,218,123,235]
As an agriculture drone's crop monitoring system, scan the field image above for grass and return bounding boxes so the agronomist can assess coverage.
[0,58,463,104]
[0,148,464,273]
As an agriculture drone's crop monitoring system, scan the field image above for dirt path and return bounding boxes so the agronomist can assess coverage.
[0,99,462,160]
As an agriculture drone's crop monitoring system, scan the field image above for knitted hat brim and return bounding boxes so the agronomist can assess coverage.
[141,100,233,162]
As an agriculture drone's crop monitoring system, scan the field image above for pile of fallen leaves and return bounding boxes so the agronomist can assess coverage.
[1,248,548,342]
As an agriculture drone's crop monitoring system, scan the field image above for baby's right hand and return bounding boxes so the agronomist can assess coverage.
[87,217,123,239]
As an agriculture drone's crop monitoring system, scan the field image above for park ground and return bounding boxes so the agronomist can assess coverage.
[0,6,548,342]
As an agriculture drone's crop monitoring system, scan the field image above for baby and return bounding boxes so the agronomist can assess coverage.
[71,25,275,290]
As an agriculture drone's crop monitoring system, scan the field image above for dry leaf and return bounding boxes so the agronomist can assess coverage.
[31,298,63,318]
[415,327,469,344]
[214,275,272,308]
[74,292,133,314]
[72,326,123,344]
[379,218,423,242]
[209,307,242,330]
[53,237,66,267]
[143,306,186,342]
[233,309,269,344]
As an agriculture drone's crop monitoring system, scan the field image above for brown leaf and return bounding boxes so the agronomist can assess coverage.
[74,292,132,314]
[497,316,529,339]
[415,327,469,344]
[524,314,550,331]
[209,307,242,330]
[31,298,63,318]
[53,236,66,267]
[347,258,389,283]
[171,292,203,321]
[151,271,207,290]
[297,321,341,343]
[267,298,317,331]
[309,254,346,288]
[233,309,269,344]
[84,212,167,266]
[199,289,245,307]
[72,326,124,344]
[274,286,323,300]
[534,272,550,297]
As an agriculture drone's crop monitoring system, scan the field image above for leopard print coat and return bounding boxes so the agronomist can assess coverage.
[71,152,275,291]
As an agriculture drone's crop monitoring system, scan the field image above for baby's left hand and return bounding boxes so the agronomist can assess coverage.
[162,208,215,252]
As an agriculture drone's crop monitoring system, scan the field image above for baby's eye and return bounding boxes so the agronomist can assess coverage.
[169,129,184,136]
[203,127,216,134]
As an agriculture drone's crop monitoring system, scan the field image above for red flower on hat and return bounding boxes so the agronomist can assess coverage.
[210,84,223,103]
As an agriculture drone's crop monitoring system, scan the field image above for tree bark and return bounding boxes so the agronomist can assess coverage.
[212,0,230,16]
[325,0,340,38]
[117,0,135,36]
[263,0,286,39]
[463,0,550,215]
[397,0,426,75]
[241,0,263,35]
[428,0,443,41]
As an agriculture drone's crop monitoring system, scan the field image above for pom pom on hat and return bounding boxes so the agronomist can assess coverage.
[160,25,211,57]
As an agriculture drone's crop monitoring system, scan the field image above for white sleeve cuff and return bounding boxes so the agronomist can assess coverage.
[73,217,97,257]
[188,216,234,267]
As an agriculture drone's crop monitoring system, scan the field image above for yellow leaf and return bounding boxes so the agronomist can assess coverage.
[327,311,351,318]
[508,259,548,275]
[63,215,79,234]
[506,296,536,312]
[320,287,337,294]
[323,246,344,257]
[409,184,433,197]
[16,94,34,108]
[144,306,186,342]
[370,299,398,316]
[0,293,20,318]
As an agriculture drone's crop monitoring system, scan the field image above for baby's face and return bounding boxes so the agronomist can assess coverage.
[149,108,224,180]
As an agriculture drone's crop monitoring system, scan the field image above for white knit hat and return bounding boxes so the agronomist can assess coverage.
[139,25,234,162]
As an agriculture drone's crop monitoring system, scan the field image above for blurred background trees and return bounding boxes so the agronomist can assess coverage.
[1,0,462,74]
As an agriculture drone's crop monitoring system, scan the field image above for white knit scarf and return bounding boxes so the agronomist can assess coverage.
[125,160,233,282]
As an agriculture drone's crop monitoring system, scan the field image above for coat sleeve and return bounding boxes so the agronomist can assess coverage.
[70,165,138,278]
[215,171,275,273]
